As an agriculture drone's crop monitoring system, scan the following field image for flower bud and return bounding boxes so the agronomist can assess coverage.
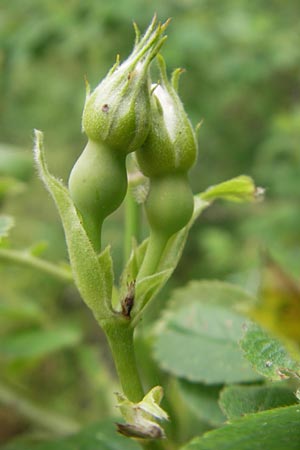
[136,55,198,177]
[136,56,197,279]
[82,17,168,154]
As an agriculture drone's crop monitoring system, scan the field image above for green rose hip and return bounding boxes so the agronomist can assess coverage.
[68,18,168,252]
[82,17,168,153]
[137,56,197,176]
[145,174,194,237]
[137,55,198,279]
[68,141,127,252]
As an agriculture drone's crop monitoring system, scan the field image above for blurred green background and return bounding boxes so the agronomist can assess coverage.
[0,0,300,445]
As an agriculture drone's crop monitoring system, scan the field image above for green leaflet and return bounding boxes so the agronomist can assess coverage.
[240,322,300,380]
[181,405,300,450]
[199,175,263,203]
[219,384,297,420]
[154,281,260,384]
[178,380,226,426]
[33,130,113,323]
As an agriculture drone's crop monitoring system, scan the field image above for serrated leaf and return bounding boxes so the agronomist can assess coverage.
[199,175,263,203]
[1,420,140,450]
[240,322,300,380]
[219,384,297,420]
[178,380,226,426]
[33,130,113,322]
[181,405,300,450]
[0,215,14,241]
[0,325,82,361]
[164,280,256,312]
[154,281,260,384]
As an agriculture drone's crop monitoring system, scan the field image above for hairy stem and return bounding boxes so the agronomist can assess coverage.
[102,318,144,402]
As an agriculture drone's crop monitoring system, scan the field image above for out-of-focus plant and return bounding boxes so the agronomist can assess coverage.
[1,6,300,450]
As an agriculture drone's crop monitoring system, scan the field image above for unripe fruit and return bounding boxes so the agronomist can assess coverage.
[68,140,127,251]
[136,56,198,279]
[82,69,150,155]
[145,174,194,237]
[136,55,197,177]
[68,18,169,251]
[82,18,168,155]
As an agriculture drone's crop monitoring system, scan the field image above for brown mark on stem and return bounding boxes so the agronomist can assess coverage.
[121,281,135,318]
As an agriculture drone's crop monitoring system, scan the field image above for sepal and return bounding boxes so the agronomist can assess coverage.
[33,130,114,323]
[116,386,168,440]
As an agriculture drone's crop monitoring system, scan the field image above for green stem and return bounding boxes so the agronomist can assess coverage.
[102,320,167,450]
[124,188,141,263]
[102,318,144,402]
[0,380,80,435]
[0,248,73,282]
[83,215,103,253]
[137,230,168,280]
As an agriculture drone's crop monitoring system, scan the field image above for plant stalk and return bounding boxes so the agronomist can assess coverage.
[102,318,144,402]
[0,248,73,282]
[124,188,141,263]
[137,231,167,280]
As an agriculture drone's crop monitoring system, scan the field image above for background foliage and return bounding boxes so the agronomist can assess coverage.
[0,0,299,447]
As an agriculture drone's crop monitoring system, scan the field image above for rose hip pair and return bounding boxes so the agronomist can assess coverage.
[68,17,198,278]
